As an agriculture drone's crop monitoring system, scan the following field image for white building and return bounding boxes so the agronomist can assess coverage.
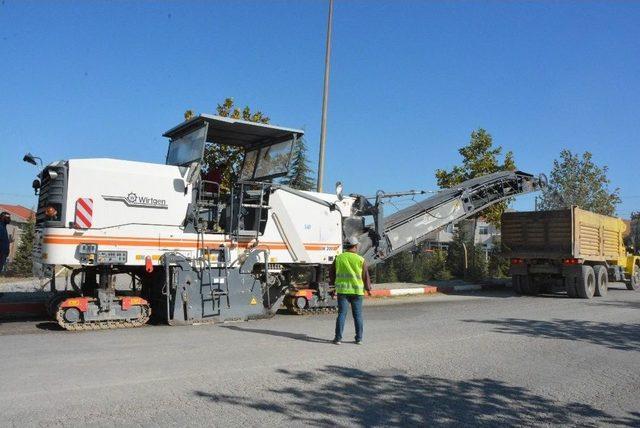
[423,217,500,258]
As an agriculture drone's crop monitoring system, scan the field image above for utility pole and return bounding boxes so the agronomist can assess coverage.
[316,0,334,192]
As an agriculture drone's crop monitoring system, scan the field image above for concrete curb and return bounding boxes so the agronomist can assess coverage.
[367,283,483,298]
[369,286,438,298]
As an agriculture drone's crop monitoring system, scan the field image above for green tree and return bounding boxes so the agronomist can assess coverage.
[626,211,640,253]
[446,227,470,278]
[435,128,516,226]
[466,246,488,282]
[423,249,452,281]
[393,252,416,283]
[375,261,397,283]
[487,239,509,278]
[282,138,316,191]
[184,110,195,121]
[184,98,271,190]
[10,215,35,276]
[538,150,621,216]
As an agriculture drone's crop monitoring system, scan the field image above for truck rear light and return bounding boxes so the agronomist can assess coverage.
[511,258,525,265]
[563,258,581,265]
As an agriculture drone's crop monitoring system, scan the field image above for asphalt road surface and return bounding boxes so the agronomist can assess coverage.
[1,285,639,427]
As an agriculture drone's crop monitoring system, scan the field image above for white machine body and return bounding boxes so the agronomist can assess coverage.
[34,157,355,275]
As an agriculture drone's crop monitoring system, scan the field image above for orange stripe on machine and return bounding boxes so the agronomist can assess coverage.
[42,234,340,251]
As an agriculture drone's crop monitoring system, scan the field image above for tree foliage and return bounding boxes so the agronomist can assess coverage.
[375,260,397,283]
[435,129,516,225]
[10,215,35,276]
[446,227,470,278]
[374,246,452,283]
[626,211,640,253]
[466,246,488,282]
[184,98,271,190]
[423,249,452,281]
[538,150,620,216]
[282,138,316,191]
[487,238,509,278]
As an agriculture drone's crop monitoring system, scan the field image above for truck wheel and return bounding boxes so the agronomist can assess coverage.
[576,265,595,299]
[593,265,608,297]
[512,275,524,295]
[565,275,578,298]
[512,275,530,295]
[626,263,640,291]
[526,275,540,296]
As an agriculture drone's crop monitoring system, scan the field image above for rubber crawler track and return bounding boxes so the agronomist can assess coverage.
[284,299,338,316]
[55,305,151,331]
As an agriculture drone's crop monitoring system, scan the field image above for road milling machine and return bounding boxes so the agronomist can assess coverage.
[29,114,546,330]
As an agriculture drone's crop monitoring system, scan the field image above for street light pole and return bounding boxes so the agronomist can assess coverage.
[316,0,334,192]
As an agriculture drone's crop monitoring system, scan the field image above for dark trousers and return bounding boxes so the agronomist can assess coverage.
[334,294,364,342]
[0,252,6,273]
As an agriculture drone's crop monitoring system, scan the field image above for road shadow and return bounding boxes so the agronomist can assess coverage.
[0,315,47,325]
[194,365,638,426]
[464,318,640,351]
[220,325,332,344]
[442,288,516,299]
[0,291,52,302]
[35,321,64,331]
[593,300,640,310]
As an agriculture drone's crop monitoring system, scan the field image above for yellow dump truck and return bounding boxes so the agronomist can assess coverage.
[501,206,640,299]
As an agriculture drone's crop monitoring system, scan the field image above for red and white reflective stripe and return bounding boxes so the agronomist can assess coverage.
[74,198,93,229]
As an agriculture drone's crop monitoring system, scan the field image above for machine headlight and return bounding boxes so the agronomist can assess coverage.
[45,206,58,218]
[44,203,62,221]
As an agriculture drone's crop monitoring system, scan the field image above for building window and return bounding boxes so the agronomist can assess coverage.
[479,226,489,235]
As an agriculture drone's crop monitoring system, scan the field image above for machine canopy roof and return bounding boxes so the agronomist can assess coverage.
[163,114,304,149]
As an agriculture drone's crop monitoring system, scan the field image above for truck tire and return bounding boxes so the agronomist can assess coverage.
[593,265,608,297]
[513,275,536,295]
[526,275,540,296]
[512,275,524,295]
[626,263,640,291]
[576,265,595,299]
[565,275,578,298]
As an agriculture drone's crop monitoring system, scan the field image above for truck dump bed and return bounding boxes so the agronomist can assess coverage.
[502,207,626,262]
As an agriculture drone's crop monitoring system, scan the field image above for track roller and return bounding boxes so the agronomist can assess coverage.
[55,296,151,331]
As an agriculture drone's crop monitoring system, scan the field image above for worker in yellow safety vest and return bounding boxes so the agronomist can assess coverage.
[330,236,372,345]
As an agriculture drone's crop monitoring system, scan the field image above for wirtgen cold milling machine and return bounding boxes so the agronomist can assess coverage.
[29,115,545,330]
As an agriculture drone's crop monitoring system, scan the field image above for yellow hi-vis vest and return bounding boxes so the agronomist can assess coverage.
[335,251,365,295]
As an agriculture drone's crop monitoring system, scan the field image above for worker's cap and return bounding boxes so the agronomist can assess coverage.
[345,236,360,247]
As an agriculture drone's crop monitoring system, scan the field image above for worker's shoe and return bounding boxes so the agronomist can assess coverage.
[355,340,363,345]
[332,339,342,345]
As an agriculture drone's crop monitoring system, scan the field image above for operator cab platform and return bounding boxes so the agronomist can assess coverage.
[163,114,303,182]
[163,114,304,236]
